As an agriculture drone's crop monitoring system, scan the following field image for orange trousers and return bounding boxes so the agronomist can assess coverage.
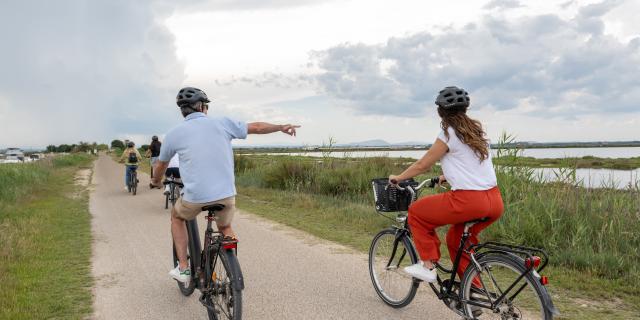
[408,187,504,280]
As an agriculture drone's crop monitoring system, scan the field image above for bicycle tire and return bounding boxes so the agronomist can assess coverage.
[205,247,242,320]
[165,192,169,209]
[131,171,137,195]
[172,242,196,296]
[171,184,178,207]
[369,228,419,308]
[460,252,554,319]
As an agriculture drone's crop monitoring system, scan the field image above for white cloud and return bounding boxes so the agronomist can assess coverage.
[312,1,640,118]
[0,0,191,147]
[1,0,638,148]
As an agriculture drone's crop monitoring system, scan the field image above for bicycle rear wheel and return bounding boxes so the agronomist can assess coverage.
[369,228,419,308]
[460,253,555,319]
[205,247,242,320]
[172,242,196,296]
[131,172,137,195]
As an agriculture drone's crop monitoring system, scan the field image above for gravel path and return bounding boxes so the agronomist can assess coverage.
[90,154,456,319]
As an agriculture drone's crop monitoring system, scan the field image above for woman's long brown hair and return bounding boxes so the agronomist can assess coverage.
[438,106,490,161]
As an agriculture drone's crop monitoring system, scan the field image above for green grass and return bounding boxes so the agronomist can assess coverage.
[493,155,640,170]
[232,148,640,319]
[0,154,95,320]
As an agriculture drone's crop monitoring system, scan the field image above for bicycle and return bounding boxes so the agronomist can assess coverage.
[164,177,182,209]
[127,165,138,195]
[369,177,559,319]
[170,202,244,320]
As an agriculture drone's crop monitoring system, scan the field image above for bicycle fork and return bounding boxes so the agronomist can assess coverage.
[386,230,409,271]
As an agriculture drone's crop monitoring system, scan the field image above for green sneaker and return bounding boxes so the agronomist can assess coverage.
[169,266,190,284]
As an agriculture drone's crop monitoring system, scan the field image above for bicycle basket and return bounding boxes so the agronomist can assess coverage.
[371,178,418,212]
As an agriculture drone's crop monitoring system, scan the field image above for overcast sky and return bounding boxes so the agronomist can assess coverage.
[1,0,638,148]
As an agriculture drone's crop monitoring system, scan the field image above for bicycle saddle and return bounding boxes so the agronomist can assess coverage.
[202,204,225,212]
[464,217,489,226]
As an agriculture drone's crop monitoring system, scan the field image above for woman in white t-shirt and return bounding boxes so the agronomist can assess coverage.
[388,86,504,283]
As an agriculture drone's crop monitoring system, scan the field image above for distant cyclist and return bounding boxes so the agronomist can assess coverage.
[120,141,142,191]
[146,135,162,179]
[150,87,300,284]
[388,86,503,283]
[164,154,180,195]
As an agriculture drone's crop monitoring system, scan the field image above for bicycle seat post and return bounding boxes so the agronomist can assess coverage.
[201,204,226,233]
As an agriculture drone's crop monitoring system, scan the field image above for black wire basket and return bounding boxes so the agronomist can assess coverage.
[371,178,418,212]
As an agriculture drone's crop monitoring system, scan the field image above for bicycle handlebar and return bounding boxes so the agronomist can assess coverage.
[390,176,442,191]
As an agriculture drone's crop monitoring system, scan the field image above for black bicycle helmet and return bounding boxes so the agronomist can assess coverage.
[435,86,470,109]
[127,141,135,148]
[176,87,210,108]
[152,135,158,141]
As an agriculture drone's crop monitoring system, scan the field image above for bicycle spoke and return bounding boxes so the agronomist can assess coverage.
[480,266,503,304]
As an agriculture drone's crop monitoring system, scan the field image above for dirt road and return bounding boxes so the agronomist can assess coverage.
[90,154,455,319]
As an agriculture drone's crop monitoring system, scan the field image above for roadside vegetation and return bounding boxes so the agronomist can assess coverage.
[493,155,640,170]
[233,136,640,319]
[0,154,95,320]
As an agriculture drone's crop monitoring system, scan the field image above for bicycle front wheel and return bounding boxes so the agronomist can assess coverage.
[460,253,555,320]
[172,242,196,296]
[171,184,178,207]
[165,192,169,209]
[369,228,419,308]
[205,248,242,320]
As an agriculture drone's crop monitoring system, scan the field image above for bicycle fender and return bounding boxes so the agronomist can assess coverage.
[225,250,245,291]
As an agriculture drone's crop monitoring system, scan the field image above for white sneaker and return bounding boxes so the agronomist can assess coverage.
[404,261,438,282]
[169,266,191,284]
[124,185,128,191]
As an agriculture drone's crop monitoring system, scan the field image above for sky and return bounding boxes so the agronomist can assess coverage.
[0,0,639,148]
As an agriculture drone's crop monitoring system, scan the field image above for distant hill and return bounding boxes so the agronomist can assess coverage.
[337,139,390,147]
[336,140,430,147]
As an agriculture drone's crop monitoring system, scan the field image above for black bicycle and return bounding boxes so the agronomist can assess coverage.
[369,177,559,319]
[127,166,138,195]
[164,177,182,209]
[171,203,244,320]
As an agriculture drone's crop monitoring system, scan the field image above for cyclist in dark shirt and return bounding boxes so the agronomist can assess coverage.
[147,135,162,178]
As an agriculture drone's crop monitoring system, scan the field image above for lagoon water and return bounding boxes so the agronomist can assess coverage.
[248,147,640,189]
[532,167,639,189]
[268,147,640,160]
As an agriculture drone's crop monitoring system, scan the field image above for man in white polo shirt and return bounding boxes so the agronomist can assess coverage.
[151,87,300,283]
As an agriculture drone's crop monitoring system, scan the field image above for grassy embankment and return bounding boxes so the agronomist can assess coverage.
[493,155,640,170]
[0,154,95,320]
[233,149,639,319]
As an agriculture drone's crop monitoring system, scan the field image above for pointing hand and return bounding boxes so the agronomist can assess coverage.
[281,124,301,137]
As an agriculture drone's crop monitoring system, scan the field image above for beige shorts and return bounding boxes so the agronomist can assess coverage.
[174,196,236,226]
